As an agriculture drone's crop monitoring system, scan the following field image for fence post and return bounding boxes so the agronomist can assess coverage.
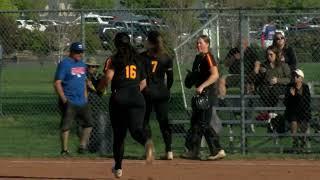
[0,44,3,116]
[239,10,249,155]
[80,11,86,57]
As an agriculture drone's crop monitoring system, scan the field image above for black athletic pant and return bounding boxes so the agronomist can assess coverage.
[185,106,222,155]
[144,96,172,152]
[109,87,147,170]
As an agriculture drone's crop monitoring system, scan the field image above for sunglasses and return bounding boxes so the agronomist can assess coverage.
[88,65,99,68]
[276,37,285,40]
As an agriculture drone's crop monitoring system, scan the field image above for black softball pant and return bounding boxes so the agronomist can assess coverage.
[144,97,172,152]
[185,106,222,155]
[109,88,148,170]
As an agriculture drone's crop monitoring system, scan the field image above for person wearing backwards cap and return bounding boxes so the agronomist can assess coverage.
[284,69,311,153]
[54,42,93,157]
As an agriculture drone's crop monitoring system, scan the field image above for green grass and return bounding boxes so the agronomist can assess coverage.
[0,62,320,158]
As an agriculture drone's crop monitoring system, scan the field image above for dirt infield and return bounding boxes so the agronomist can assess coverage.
[0,158,320,180]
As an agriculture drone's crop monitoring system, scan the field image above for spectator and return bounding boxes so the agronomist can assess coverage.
[284,69,311,152]
[86,57,102,93]
[84,57,111,154]
[216,46,261,133]
[182,35,226,160]
[256,46,291,107]
[217,46,261,98]
[261,20,276,49]
[272,32,297,72]
[54,42,93,157]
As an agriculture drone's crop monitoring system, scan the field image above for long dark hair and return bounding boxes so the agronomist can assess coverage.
[266,45,281,67]
[147,30,165,55]
[272,32,287,49]
[113,32,138,66]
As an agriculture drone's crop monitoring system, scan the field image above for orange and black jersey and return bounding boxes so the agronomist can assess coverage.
[103,56,146,92]
[140,51,173,89]
[192,52,217,88]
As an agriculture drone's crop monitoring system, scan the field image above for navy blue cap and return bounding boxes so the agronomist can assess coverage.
[70,42,84,52]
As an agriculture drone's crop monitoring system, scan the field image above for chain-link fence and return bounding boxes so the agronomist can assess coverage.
[1,8,320,157]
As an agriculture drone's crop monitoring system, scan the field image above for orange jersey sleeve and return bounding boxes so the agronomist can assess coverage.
[205,53,217,67]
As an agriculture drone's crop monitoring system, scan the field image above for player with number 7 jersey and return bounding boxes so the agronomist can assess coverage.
[140,31,174,160]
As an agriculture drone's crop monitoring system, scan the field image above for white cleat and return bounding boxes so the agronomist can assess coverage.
[207,149,226,160]
[112,167,122,178]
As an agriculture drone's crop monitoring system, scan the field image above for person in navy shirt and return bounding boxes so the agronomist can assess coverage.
[54,42,93,156]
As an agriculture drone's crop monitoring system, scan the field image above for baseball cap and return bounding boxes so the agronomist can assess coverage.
[70,42,84,52]
[294,69,304,78]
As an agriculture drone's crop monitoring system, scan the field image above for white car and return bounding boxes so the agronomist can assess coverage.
[16,20,46,32]
[39,20,60,27]
[73,13,114,25]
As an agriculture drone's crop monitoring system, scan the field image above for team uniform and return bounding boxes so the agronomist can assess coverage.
[55,57,92,132]
[141,51,174,153]
[185,52,223,158]
[104,55,149,171]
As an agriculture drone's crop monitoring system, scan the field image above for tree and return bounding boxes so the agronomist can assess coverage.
[0,0,18,10]
[120,0,196,8]
[120,0,161,8]
[12,0,48,10]
[72,0,115,9]
[202,0,320,8]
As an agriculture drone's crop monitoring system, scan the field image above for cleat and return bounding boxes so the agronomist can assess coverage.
[112,167,122,178]
[60,150,71,158]
[207,149,226,160]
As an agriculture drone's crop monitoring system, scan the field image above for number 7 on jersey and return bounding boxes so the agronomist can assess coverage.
[151,60,158,73]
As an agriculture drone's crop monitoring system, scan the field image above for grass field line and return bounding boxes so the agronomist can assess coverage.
[6,160,320,167]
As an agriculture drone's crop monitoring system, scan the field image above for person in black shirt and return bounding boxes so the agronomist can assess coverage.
[284,69,311,152]
[183,35,226,160]
[141,31,174,160]
[272,32,297,72]
[97,32,154,178]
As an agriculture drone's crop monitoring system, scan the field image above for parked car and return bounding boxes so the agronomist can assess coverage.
[110,20,146,47]
[16,20,46,32]
[98,25,118,50]
[39,19,61,27]
[73,13,115,25]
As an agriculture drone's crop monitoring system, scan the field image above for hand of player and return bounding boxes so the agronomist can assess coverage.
[290,87,296,96]
[196,86,204,94]
[270,77,278,85]
[61,97,68,104]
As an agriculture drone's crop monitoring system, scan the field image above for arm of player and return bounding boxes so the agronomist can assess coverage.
[196,66,219,94]
[54,80,67,103]
[166,57,174,90]
[139,79,147,91]
[97,69,114,93]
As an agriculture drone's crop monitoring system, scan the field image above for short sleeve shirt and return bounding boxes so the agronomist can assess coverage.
[192,52,217,88]
[140,51,173,86]
[55,57,87,106]
[103,55,146,92]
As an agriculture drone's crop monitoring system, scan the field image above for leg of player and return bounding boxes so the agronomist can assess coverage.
[110,101,127,178]
[143,96,153,140]
[154,100,173,160]
[128,105,154,164]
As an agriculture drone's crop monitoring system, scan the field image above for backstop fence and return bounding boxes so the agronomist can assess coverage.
[0,8,320,157]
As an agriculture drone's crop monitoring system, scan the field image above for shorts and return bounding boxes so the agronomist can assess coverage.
[59,100,93,131]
